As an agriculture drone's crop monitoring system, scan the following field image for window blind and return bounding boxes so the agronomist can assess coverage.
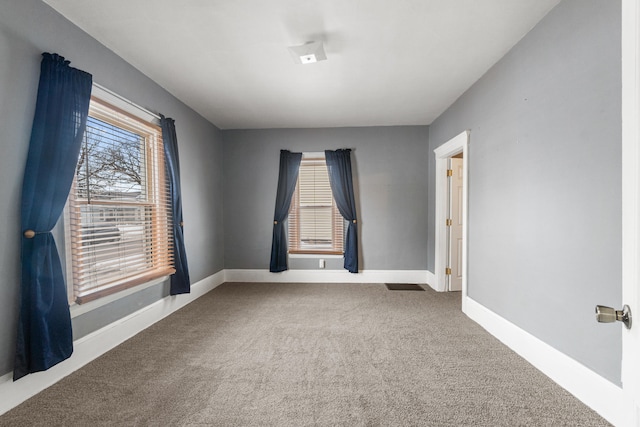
[67,97,174,303]
[288,157,343,254]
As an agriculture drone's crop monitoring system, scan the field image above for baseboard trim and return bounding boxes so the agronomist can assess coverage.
[463,296,631,427]
[5,272,620,423]
[0,270,225,416]
[224,269,431,284]
[425,270,436,291]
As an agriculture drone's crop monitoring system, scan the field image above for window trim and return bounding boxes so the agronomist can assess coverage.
[288,153,344,255]
[68,275,167,318]
[288,253,343,259]
[65,87,174,305]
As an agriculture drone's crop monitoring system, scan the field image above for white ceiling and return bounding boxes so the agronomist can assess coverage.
[44,0,561,130]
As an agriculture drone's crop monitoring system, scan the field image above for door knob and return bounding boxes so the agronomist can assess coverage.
[595,305,632,329]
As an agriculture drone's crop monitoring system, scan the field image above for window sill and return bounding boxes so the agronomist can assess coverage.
[289,253,343,259]
[69,273,171,318]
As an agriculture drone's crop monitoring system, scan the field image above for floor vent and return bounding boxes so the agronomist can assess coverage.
[385,283,424,291]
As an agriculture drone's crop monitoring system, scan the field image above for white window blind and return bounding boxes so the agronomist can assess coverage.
[288,155,343,254]
[67,96,174,304]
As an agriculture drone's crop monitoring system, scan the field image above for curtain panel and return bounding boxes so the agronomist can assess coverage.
[325,149,359,273]
[270,150,302,272]
[15,53,92,380]
[160,116,191,295]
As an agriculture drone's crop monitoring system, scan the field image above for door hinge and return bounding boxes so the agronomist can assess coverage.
[447,169,453,177]
[446,219,452,226]
[445,267,452,275]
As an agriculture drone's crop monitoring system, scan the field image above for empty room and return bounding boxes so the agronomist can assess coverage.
[0,0,638,425]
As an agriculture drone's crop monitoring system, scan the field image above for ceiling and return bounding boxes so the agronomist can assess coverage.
[43,0,561,130]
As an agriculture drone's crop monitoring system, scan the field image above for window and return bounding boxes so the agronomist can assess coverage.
[288,153,344,254]
[66,94,174,304]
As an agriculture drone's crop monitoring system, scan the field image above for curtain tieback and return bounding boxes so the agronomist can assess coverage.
[179,221,184,227]
[352,219,357,224]
[274,220,278,225]
[23,229,50,239]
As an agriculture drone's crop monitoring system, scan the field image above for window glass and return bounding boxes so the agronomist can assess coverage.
[66,96,174,304]
[288,154,343,254]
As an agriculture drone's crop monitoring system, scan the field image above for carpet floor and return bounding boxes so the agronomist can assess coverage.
[0,282,610,426]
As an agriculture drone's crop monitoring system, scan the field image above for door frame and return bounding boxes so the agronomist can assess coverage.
[449,156,464,292]
[433,131,469,302]
[621,0,640,422]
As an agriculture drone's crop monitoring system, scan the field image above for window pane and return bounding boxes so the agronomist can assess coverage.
[288,155,343,253]
[76,204,152,291]
[299,164,333,206]
[67,97,173,304]
[300,206,333,245]
[76,116,146,202]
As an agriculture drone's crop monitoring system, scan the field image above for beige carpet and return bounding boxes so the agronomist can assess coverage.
[0,283,610,426]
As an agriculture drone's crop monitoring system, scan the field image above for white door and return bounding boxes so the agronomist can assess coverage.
[622,0,640,423]
[434,131,468,295]
[449,157,463,291]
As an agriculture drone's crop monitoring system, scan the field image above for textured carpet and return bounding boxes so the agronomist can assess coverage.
[1,283,610,426]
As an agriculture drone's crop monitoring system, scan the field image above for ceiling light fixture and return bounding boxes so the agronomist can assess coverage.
[288,41,327,65]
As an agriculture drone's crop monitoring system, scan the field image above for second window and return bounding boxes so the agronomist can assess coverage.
[288,153,344,254]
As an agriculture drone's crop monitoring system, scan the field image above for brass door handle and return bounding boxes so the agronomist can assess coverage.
[595,305,632,329]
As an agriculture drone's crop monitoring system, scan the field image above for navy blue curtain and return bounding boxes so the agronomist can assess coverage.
[160,116,191,295]
[15,53,92,380]
[270,150,302,272]
[325,149,358,273]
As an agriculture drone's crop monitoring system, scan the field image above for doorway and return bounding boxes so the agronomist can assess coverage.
[433,131,469,303]
[448,155,464,291]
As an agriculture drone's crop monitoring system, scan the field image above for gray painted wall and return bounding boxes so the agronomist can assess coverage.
[222,127,430,271]
[0,0,224,377]
[0,0,622,393]
[428,0,622,384]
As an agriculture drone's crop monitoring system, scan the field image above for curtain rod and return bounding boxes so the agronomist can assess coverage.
[302,149,352,157]
[92,82,161,120]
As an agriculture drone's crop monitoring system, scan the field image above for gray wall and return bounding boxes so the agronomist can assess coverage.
[222,127,429,271]
[0,0,224,376]
[428,0,622,384]
[0,0,622,391]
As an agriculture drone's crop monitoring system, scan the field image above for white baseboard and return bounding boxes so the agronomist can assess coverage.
[0,270,225,416]
[0,267,425,415]
[6,271,621,424]
[425,270,436,291]
[463,296,632,427]
[224,269,431,284]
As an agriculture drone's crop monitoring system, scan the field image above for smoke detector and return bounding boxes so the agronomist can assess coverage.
[288,41,327,64]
